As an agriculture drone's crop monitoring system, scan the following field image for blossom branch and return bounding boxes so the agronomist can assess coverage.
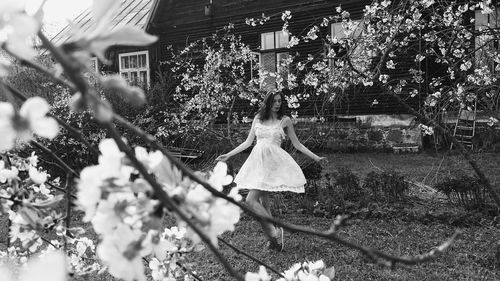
[389,92,500,208]
[103,122,245,281]
[111,112,460,267]
[3,83,100,158]
[37,31,89,97]
[218,237,285,278]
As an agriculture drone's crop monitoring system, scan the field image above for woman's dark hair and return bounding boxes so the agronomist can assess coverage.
[258,91,286,121]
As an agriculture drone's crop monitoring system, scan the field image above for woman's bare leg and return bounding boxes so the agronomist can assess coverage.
[246,190,276,239]
[260,192,273,218]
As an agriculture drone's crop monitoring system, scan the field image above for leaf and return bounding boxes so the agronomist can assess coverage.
[90,26,158,61]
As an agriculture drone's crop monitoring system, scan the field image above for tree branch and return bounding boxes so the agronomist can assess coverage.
[104,123,244,281]
[112,112,459,267]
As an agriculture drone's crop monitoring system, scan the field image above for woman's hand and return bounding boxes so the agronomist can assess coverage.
[216,154,230,162]
[315,156,328,164]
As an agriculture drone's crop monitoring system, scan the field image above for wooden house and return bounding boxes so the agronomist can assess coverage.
[50,0,427,118]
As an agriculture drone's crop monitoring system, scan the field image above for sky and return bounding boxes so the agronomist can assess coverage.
[25,0,93,36]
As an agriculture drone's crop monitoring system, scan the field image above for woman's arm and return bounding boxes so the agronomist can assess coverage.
[215,117,257,161]
[283,117,325,162]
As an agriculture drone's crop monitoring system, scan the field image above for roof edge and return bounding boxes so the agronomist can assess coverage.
[145,0,162,31]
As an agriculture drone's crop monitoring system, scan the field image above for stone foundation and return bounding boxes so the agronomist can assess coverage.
[215,114,422,153]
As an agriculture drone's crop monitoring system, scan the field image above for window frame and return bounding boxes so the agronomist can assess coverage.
[328,20,368,70]
[475,8,500,73]
[118,50,150,87]
[260,30,289,51]
[90,57,98,73]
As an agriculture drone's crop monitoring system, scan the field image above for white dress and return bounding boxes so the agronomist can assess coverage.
[234,117,306,193]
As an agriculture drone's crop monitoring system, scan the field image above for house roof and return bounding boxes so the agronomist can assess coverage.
[50,0,155,46]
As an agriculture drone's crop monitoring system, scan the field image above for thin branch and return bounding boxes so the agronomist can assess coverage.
[64,173,72,252]
[389,92,500,209]
[104,123,244,281]
[0,195,23,205]
[218,237,285,278]
[112,113,460,267]
[30,140,78,177]
[37,31,89,97]
[1,46,76,90]
[3,83,100,158]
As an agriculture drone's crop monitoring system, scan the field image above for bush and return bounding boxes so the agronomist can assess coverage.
[330,167,364,201]
[298,167,366,217]
[34,92,105,177]
[363,171,408,201]
[434,176,488,210]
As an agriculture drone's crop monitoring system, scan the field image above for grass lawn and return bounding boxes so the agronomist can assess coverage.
[2,152,500,280]
[186,151,500,280]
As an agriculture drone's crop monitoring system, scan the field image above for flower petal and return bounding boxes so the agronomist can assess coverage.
[20,97,50,120]
[32,117,59,139]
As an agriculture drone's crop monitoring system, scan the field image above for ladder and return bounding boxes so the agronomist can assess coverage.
[450,103,477,150]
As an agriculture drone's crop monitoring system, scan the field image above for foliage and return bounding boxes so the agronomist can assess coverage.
[4,55,62,103]
[330,167,364,201]
[434,176,488,210]
[299,167,365,218]
[363,171,409,201]
[39,92,104,176]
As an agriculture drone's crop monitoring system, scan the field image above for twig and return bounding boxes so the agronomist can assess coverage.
[3,83,100,158]
[37,31,89,97]
[104,123,244,281]
[390,93,500,209]
[1,46,76,90]
[41,236,61,250]
[431,156,446,185]
[30,140,78,177]
[64,173,72,252]
[112,113,460,267]
[218,237,285,278]
[368,158,384,172]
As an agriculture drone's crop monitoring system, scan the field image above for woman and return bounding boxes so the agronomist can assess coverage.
[216,91,325,251]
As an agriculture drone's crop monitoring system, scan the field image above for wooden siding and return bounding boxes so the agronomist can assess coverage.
[146,0,422,117]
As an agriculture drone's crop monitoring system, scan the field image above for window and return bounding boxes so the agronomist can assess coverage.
[261,31,289,50]
[475,9,500,72]
[258,31,290,90]
[328,20,372,72]
[329,21,363,60]
[90,57,98,73]
[119,51,150,87]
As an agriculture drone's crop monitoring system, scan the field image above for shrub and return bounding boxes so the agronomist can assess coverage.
[300,160,323,199]
[434,176,487,210]
[34,92,105,177]
[363,171,409,201]
[330,167,364,201]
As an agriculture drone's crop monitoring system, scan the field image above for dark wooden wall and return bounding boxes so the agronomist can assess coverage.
[110,0,424,118]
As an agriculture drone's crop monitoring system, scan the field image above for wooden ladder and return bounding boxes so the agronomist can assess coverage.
[450,103,477,150]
